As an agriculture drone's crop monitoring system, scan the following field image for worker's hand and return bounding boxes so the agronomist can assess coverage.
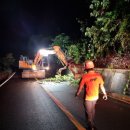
[103,94,107,100]
[75,92,79,97]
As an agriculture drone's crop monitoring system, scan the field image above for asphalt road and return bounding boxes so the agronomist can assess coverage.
[41,81,130,130]
[0,78,130,130]
[0,78,76,130]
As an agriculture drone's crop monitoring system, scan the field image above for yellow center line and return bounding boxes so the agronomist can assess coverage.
[41,85,86,130]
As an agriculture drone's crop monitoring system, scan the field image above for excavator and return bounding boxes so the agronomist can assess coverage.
[19,46,85,79]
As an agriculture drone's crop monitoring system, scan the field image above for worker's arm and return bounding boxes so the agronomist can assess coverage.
[76,78,85,96]
[100,84,108,100]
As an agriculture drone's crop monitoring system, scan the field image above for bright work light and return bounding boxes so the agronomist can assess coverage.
[39,49,55,56]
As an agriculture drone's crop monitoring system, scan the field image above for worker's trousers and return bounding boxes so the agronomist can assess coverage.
[85,100,97,127]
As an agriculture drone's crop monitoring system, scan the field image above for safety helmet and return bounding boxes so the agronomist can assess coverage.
[85,60,94,69]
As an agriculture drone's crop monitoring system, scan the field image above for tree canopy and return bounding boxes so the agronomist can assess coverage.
[50,0,130,69]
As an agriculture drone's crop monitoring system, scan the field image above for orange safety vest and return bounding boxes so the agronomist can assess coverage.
[79,71,104,101]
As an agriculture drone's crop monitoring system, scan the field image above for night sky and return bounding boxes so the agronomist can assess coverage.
[0,0,89,58]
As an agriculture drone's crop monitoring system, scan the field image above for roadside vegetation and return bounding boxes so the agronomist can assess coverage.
[51,0,130,69]
[0,53,15,81]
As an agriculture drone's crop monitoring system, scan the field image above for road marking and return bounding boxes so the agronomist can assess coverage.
[41,85,86,130]
[0,72,16,87]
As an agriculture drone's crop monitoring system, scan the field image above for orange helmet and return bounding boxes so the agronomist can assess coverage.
[85,60,94,69]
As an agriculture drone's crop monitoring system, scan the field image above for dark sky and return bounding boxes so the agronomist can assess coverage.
[0,0,89,57]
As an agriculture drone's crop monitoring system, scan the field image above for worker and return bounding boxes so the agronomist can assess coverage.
[76,60,107,130]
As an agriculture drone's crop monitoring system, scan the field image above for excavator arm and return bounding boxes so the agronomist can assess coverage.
[52,46,68,66]
[34,52,43,65]
[52,46,84,79]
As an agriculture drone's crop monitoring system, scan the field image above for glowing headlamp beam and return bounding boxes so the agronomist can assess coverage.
[39,49,55,56]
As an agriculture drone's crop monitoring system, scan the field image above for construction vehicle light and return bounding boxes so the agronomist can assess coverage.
[46,67,49,70]
[32,64,37,70]
[39,49,55,56]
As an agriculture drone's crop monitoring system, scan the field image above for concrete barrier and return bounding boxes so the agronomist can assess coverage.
[95,68,130,95]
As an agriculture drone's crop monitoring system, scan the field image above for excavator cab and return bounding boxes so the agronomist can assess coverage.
[19,55,32,69]
[19,55,49,78]
[19,48,55,78]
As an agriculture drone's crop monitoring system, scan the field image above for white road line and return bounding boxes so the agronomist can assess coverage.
[0,72,16,87]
